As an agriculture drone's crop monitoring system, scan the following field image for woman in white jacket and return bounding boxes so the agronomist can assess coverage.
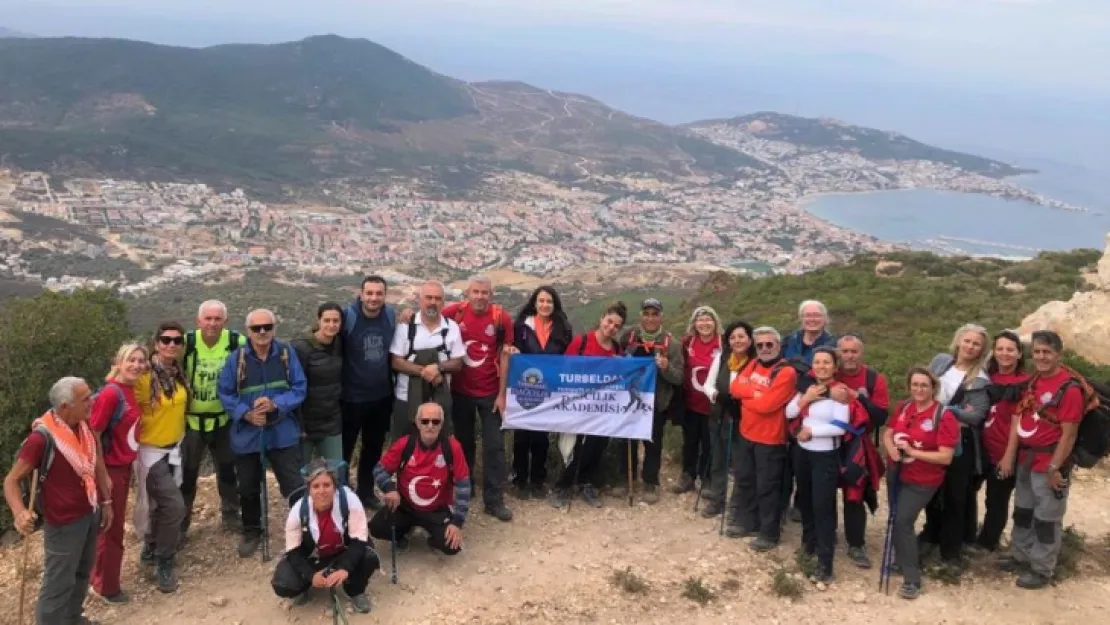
[786,346,850,583]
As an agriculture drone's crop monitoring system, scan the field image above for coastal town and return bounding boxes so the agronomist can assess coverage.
[0,128,1085,297]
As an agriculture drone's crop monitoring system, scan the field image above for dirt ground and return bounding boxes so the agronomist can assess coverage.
[2,464,1110,625]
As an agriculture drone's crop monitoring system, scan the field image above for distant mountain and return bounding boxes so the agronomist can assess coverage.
[685,112,1026,177]
[0,27,34,38]
[0,34,769,195]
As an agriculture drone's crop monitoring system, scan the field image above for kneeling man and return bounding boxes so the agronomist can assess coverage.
[369,403,470,555]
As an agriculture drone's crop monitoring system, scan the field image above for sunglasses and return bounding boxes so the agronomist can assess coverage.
[755,342,777,349]
[249,323,275,334]
[419,418,443,427]
[158,335,184,345]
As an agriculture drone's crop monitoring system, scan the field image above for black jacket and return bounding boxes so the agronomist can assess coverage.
[514,317,573,355]
[291,333,343,439]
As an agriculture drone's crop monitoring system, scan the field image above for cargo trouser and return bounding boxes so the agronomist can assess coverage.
[1009,460,1068,578]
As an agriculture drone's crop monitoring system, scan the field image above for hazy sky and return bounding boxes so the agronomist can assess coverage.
[3,0,1106,94]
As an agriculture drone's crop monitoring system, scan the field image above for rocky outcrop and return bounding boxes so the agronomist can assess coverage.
[1020,233,1110,364]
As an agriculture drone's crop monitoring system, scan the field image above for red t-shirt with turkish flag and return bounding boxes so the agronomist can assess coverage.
[88,380,142,467]
[565,332,620,357]
[442,302,514,398]
[983,371,1030,465]
[1016,369,1084,472]
[888,400,960,488]
[684,335,722,415]
[380,435,469,512]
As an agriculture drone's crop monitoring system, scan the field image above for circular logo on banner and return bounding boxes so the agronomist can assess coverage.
[514,368,550,410]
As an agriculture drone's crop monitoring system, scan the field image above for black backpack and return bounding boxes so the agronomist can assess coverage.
[406,323,451,359]
[184,330,240,385]
[1056,376,1110,469]
[15,425,55,533]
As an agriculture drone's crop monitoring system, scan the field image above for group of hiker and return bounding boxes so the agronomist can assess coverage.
[2,274,1104,623]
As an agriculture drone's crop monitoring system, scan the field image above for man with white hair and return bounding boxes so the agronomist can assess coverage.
[4,377,114,625]
[218,308,308,558]
[780,300,837,523]
[782,300,837,366]
[441,275,515,522]
[181,299,243,534]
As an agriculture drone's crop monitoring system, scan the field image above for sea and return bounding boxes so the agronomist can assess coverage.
[804,161,1110,258]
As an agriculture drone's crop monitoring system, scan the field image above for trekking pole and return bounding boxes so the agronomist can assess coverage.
[17,470,39,625]
[879,462,901,594]
[695,417,723,513]
[626,439,634,507]
[260,427,272,563]
[719,419,734,537]
[390,518,398,584]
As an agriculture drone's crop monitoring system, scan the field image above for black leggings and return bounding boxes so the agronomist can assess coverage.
[368,506,461,556]
[921,428,975,561]
[976,460,1016,550]
[512,430,550,487]
[271,545,379,598]
[554,435,609,489]
[679,409,711,479]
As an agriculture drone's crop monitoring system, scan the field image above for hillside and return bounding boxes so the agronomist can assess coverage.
[0,35,769,194]
[680,248,1110,393]
[685,112,1026,177]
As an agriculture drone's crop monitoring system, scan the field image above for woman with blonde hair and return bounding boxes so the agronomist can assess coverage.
[920,323,991,574]
[90,342,148,604]
[674,305,723,494]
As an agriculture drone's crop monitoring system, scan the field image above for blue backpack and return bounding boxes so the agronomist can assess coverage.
[95,383,128,455]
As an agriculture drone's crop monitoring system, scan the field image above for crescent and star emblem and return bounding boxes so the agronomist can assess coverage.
[691,366,709,396]
[463,340,488,368]
[408,475,442,507]
[126,422,139,451]
[1017,411,1041,439]
[985,404,998,430]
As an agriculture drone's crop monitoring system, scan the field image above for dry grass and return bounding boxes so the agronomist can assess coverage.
[610,566,651,595]
[681,577,715,605]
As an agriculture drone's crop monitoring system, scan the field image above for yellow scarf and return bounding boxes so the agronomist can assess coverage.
[728,353,749,373]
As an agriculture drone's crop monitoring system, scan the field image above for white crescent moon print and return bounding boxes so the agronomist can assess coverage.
[408,475,440,507]
[1017,412,1040,439]
[127,422,139,451]
[691,366,709,396]
[463,340,487,368]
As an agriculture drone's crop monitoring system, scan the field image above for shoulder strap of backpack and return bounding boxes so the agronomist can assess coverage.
[184,331,197,380]
[576,334,587,356]
[397,434,419,475]
[343,306,357,337]
[235,346,247,394]
[339,487,351,541]
[280,344,290,384]
[384,305,396,333]
[227,330,241,351]
[932,403,946,429]
[440,434,455,482]
[298,496,311,543]
[406,322,418,359]
[865,367,878,397]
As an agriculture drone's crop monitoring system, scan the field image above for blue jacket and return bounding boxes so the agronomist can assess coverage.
[781,329,837,365]
[218,340,307,454]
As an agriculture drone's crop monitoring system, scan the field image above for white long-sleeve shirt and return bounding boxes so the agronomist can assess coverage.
[785,394,849,452]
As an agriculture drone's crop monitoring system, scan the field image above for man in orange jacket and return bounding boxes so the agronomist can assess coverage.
[729,327,797,551]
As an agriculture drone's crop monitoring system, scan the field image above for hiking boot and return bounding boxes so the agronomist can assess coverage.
[941,558,965,577]
[810,565,834,584]
[700,501,724,518]
[997,555,1027,573]
[361,493,383,512]
[641,484,660,505]
[156,557,178,593]
[512,483,532,501]
[847,546,872,569]
[140,544,156,566]
[1016,571,1051,589]
[609,485,630,499]
[725,525,757,539]
[92,589,130,605]
[788,507,802,523]
[581,484,603,508]
[671,474,696,494]
[238,533,261,558]
[898,581,922,600]
[351,593,372,613]
[291,590,312,606]
[531,483,549,499]
[965,542,991,558]
[749,536,779,552]
[549,488,571,509]
[485,502,514,522]
[394,533,411,553]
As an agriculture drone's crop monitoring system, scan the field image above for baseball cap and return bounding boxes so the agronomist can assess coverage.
[641,298,663,312]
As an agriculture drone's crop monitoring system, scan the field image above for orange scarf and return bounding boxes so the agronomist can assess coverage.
[533,316,552,350]
[728,353,749,373]
[34,410,98,510]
